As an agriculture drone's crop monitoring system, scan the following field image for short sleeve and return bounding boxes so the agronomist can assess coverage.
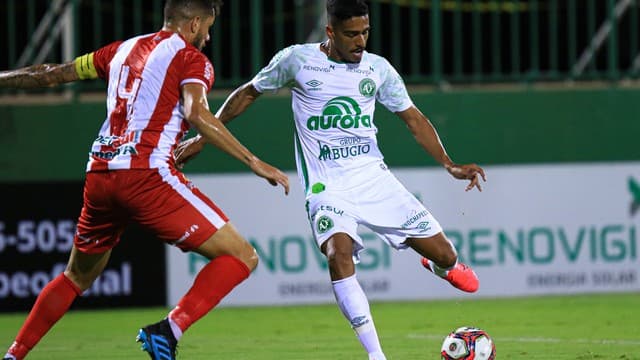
[376,58,413,113]
[251,45,300,92]
[75,41,122,80]
[93,41,123,79]
[179,49,215,92]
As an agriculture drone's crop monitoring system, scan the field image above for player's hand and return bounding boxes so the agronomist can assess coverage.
[445,163,486,192]
[174,136,205,170]
[248,158,290,195]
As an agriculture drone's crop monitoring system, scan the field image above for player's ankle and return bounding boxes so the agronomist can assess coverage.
[368,351,387,360]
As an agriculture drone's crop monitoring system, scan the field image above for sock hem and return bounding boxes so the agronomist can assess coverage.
[217,255,251,278]
[60,273,83,296]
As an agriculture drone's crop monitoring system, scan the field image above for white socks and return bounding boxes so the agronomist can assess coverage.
[428,259,455,278]
[332,274,386,360]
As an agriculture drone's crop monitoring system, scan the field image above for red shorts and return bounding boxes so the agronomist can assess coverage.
[74,168,228,254]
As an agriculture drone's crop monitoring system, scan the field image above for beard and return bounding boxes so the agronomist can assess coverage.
[193,33,206,51]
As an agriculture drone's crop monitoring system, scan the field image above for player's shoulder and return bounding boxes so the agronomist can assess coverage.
[289,43,321,54]
[178,43,211,64]
[273,43,321,63]
[363,51,393,69]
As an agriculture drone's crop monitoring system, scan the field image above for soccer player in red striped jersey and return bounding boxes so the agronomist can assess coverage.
[0,1,289,359]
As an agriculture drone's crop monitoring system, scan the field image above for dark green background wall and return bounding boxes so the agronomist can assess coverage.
[1,87,638,182]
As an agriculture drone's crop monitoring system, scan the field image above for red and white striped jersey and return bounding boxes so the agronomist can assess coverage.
[83,30,214,172]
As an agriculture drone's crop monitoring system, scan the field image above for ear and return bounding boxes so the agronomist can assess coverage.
[326,25,334,40]
[189,16,201,34]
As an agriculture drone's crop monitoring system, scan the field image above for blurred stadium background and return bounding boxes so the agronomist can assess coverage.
[2,0,640,86]
[0,1,639,357]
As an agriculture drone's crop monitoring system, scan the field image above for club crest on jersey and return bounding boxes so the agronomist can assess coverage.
[359,78,376,97]
[306,96,371,131]
[316,215,334,234]
[204,62,214,82]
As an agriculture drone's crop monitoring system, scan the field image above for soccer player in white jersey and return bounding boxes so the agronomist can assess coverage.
[176,0,486,359]
[0,1,290,359]
[177,0,487,359]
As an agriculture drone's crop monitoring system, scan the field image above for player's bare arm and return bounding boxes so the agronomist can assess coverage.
[175,82,262,168]
[397,106,486,192]
[215,82,263,124]
[181,83,289,194]
[0,62,79,89]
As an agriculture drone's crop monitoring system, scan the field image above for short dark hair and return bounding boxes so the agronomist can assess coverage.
[327,0,369,25]
[164,0,223,22]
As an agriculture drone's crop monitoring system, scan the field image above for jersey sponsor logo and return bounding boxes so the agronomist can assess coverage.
[317,204,344,216]
[94,131,141,147]
[303,65,332,73]
[347,66,373,76]
[90,146,137,160]
[317,137,371,161]
[91,131,141,160]
[309,204,345,224]
[359,78,376,97]
[316,215,334,234]
[306,96,372,131]
[402,210,429,228]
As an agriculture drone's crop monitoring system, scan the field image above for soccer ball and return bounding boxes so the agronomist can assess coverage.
[440,326,496,360]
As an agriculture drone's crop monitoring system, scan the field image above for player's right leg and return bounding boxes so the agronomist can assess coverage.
[137,223,256,360]
[167,221,257,332]
[321,233,387,360]
[128,169,256,359]
[3,246,112,360]
[405,233,479,293]
[307,188,387,359]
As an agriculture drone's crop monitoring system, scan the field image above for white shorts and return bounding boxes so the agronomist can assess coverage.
[306,165,443,262]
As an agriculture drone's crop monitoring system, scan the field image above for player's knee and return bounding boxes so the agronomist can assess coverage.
[244,247,259,271]
[325,247,352,270]
[63,268,96,291]
[234,240,259,271]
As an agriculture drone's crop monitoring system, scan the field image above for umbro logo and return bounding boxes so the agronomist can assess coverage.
[306,79,323,88]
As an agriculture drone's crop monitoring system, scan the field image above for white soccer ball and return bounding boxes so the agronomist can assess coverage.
[440,326,496,360]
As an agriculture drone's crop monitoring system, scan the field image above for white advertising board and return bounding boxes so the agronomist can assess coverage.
[168,162,640,306]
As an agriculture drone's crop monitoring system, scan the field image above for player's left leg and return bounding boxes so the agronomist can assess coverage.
[4,246,111,360]
[405,234,479,293]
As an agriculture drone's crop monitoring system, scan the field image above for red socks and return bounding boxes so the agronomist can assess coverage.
[7,256,250,358]
[169,255,250,332]
[8,273,82,360]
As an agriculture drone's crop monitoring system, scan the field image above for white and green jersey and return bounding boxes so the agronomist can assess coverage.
[251,43,413,196]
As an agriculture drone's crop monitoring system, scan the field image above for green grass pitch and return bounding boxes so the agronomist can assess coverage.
[1,293,639,359]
